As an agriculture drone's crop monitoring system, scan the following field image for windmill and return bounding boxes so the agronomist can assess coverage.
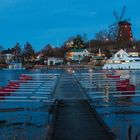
[109,6,133,42]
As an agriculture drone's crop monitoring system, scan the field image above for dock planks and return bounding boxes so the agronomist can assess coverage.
[49,74,115,140]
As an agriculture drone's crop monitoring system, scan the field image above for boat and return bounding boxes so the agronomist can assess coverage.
[116,79,135,94]
[106,74,120,79]
[103,49,140,69]
[19,74,33,81]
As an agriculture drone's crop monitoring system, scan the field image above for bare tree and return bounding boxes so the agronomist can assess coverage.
[12,43,22,62]
[22,42,35,62]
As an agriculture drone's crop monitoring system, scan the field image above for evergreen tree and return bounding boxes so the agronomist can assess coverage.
[73,34,85,48]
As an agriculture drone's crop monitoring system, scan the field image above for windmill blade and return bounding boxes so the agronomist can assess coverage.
[120,6,126,21]
[108,25,118,40]
[113,11,120,21]
[108,22,118,28]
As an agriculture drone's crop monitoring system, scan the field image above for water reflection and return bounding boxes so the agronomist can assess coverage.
[74,70,140,140]
[0,70,59,140]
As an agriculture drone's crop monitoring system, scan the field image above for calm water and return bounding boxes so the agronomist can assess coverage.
[0,69,64,140]
[75,70,140,140]
[1,69,140,140]
[0,69,65,86]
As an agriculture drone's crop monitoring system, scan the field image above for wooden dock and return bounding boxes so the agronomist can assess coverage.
[48,74,116,140]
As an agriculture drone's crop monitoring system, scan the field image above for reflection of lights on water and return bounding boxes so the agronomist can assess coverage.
[72,70,75,73]
[66,68,75,74]
[66,68,72,72]
[89,69,93,73]
[103,83,109,103]
[88,69,93,81]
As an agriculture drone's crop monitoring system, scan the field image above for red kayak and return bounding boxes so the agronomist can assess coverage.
[20,74,32,80]
[106,74,120,79]
[116,79,135,94]
[0,88,11,96]
[8,81,20,87]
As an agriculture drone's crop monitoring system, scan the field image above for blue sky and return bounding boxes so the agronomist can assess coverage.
[0,0,140,50]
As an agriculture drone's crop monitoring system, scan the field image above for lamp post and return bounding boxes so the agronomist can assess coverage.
[89,40,91,53]
[78,55,81,64]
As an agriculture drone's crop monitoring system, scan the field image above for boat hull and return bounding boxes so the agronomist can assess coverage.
[103,62,140,69]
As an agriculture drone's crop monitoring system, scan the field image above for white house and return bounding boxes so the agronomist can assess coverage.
[47,57,63,66]
[113,49,129,60]
[103,49,140,69]
[66,49,89,61]
[2,54,14,63]
[106,49,130,64]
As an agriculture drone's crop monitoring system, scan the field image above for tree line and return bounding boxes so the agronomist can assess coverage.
[0,30,140,64]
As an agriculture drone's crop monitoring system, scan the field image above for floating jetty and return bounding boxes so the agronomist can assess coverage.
[47,74,116,140]
[0,72,117,139]
[0,70,139,139]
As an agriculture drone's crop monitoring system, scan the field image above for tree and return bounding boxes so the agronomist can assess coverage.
[95,30,109,41]
[12,43,22,62]
[73,34,85,48]
[22,42,35,62]
[66,34,86,50]
[41,44,54,57]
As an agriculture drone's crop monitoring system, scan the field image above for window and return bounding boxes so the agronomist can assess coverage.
[117,54,120,58]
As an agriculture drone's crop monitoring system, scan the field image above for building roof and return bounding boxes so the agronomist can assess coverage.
[68,49,88,53]
[118,21,131,25]
[111,49,129,60]
[125,47,140,52]
[92,56,104,60]
[109,49,140,61]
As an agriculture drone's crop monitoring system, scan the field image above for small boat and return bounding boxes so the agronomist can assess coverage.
[126,84,135,91]
[0,88,11,96]
[106,74,120,79]
[116,79,130,90]
[19,74,33,81]
[8,81,20,86]
[2,88,16,92]
[116,79,135,94]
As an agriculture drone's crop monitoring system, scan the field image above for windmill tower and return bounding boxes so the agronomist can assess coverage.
[109,6,133,42]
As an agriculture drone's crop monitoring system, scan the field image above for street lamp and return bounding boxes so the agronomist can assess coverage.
[78,55,81,64]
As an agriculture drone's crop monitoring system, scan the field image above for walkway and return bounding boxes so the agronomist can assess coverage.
[49,74,115,140]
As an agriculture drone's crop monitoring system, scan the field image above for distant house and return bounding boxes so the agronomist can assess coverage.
[47,57,63,66]
[2,53,14,63]
[104,49,137,65]
[113,49,129,60]
[66,49,89,61]
[125,47,140,57]
[36,53,43,61]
